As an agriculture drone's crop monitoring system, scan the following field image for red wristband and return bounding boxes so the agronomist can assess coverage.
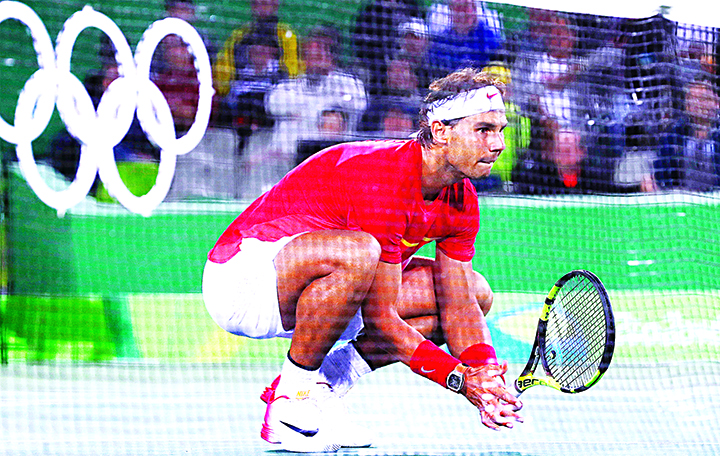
[409,340,461,388]
[459,343,498,367]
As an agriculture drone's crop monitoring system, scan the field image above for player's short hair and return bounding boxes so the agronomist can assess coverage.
[416,67,505,148]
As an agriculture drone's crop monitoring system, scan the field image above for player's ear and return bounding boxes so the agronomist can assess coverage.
[430,120,451,145]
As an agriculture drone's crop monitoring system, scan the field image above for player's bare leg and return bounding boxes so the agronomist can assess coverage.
[274,230,381,369]
[261,230,380,451]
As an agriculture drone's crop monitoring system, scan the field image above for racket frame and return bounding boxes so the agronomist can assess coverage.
[514,270,615,396]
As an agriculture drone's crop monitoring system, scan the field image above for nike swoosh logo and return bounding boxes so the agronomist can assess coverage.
[487,92,498,99]
[420,367,435,373]
[280,420,319,437]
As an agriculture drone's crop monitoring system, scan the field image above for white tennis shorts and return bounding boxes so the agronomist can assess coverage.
[201,234,364,341]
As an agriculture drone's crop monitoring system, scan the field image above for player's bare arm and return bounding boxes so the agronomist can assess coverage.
[433,250,523,428]
[433,250,493,353]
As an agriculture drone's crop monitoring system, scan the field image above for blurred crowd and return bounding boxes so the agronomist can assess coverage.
[47,0,720,200]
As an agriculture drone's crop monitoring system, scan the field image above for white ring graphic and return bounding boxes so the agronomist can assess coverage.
[0,1,214,216]
[0,1,55,145]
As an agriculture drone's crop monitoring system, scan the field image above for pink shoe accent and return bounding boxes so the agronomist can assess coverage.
[260,375,281,404]
[261,393,288,444]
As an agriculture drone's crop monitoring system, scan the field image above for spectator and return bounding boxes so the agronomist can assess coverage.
[360,55,422,134]
[513,15,606,195]
[222,25,284,147]
[395,18,433,92]
[318,108,349,138]
[675,23,716,89]
[151,0,216,136]
[580,21,631,120]
[48,72,107,188]
[510,8,554,101]
[526,15,581,127]
[381,105,417,138]
[516,8,554,56]
[654,78,720,191]
[266,25,367,150]
[579,22,639,192]
[524,14,587,178]
[155,0,216,71]
[426,0,502,80]
[213,0,300,123]
[677,41,712,87]
[153,33,200,136]
[353,0,424,96]
[384,55,422,99]
[91,64,160,164]
[165,0,195,22]
[512,129,594,195]
[426,0,504,41]
[239,25,366,197]
[292,108,353,168]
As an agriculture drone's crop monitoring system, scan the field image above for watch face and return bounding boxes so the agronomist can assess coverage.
[448,372,463,391]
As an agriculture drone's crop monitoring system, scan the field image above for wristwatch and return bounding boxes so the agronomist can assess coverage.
[446,364,469,393]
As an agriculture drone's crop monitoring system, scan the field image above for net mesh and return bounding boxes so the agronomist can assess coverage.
[1,0,719,453]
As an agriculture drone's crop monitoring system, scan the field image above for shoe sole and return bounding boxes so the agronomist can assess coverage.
[263,420,371,450]
[263,422,341,453]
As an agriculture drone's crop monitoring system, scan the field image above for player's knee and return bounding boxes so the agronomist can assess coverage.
[474,271,493,316]
[341,231,381,276]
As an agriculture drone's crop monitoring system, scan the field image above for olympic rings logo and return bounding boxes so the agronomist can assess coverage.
[0,1,214,216]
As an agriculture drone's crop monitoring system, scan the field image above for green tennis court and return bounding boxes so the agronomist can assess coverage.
[3,286,719,455]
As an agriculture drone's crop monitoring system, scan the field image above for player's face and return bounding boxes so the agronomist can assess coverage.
[445,110,507,179]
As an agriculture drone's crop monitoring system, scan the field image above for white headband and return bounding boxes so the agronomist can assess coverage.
[426,86,505,123]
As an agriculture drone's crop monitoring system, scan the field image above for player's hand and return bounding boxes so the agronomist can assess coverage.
[462,361,524,430]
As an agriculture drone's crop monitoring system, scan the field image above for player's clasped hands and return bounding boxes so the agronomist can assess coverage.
[463,361,524,430]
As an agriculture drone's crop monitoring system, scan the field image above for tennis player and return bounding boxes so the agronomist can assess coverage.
[202,67,524,452]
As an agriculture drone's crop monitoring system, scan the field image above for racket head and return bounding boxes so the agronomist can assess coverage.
[538,270,615,393]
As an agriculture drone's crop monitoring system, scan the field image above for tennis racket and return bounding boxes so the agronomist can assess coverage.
[514,270,615,396]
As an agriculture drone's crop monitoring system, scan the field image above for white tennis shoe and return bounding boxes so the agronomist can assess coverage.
[261,378,373,452]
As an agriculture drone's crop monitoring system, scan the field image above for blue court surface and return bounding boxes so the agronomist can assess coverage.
[2,361,718,455]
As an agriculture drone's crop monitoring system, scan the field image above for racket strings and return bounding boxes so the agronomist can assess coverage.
[545,276,607,388]
[549,291,604,385]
